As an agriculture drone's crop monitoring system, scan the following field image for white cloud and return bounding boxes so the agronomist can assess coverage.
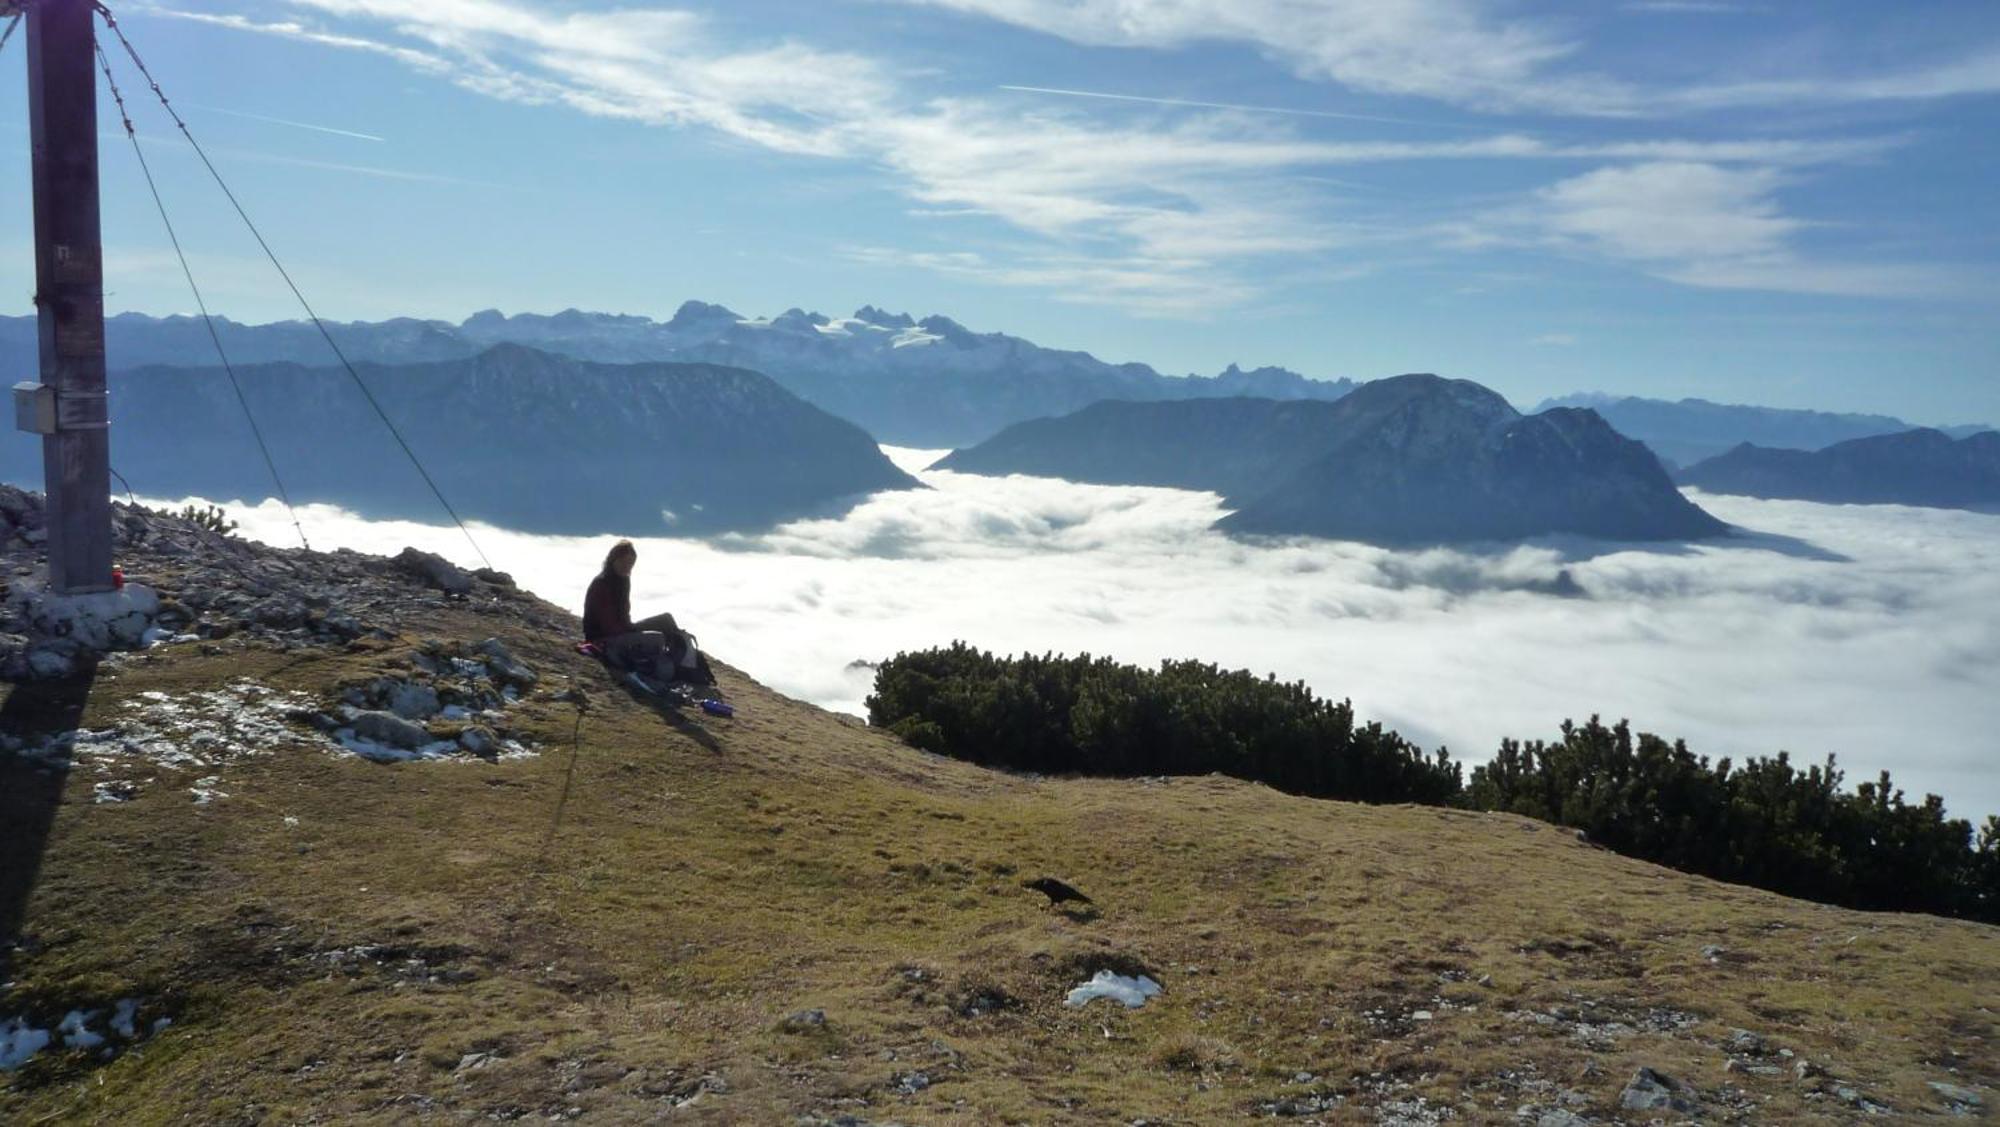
[141,1,1946,309]
[904,0,1615,114]
[899,0,2000,116]
[187,455,2000,824]
[1540,162,1799,262]
[843,246,1266,316]
[1490,161,1975,299]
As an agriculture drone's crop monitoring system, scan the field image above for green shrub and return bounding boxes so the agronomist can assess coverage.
[871,645,1997,922]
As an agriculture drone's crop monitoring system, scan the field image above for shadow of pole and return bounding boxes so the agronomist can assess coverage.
[0,666,99,974]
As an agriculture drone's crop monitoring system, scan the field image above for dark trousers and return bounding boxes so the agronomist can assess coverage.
[602,612,683,675]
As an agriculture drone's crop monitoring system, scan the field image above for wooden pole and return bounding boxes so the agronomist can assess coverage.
[26,0,114,593]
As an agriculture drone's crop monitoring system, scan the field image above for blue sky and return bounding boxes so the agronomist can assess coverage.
[3,0,1996,424]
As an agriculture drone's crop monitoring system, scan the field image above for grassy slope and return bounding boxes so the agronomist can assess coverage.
[1,597,1994,1124]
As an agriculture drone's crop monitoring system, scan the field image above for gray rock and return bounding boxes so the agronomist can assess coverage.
[1700,944,1728,962]
[1794,1058,1824,1082]
[1930,1081,1982,1113]
[1537,1110,1591,1127]
[780,1009,827,1032]
[319,612,364,639]
[1620,1067,1700,1114]
[385,680,442,720]
[475,637,538,688]
[395,547,472,594]
[346,709,434,750]
[25,643,79,680]
[473,567,515,588]
[1726,1028,1769,1056]
[458,726,498,757]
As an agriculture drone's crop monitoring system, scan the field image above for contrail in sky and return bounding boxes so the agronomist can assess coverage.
[997,85,1468,129]
[187,103,386,143]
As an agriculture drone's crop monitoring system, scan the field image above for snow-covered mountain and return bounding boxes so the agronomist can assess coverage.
[0,303,1357,447]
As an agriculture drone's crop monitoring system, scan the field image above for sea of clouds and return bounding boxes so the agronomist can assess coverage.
[169,446,2000,822]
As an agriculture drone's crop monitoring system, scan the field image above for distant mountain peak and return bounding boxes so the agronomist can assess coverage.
[852,305,915,329]
[667,300,742,330]
[916,314,973,341]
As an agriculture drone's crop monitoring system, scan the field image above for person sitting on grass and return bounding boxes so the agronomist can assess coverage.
[583,539,692,682]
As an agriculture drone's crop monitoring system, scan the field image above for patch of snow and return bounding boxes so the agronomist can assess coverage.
[1,1018,52,1070]
[333,731,462,764]
[140,626,199,648]
[1065,971,1163,1009]
[109,999,139,1040]
[57,1010,104,1049]
[189,776,228,805]
[92,780,138,804]
[439,704,472,721]
[112,680,321,771]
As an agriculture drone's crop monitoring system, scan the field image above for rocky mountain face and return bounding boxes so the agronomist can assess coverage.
[1677,428,2000,509]
[0,344,917,536]
[1534,393,1993,469]
[942,374,1728,544]
[0,305,1355,448]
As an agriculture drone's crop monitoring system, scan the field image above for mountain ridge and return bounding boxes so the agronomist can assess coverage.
[940,375,1728,544]
[0,305,1357,448]
[0,344,917,536]
[1535,392,1994,469]
[1678,427,2000,509]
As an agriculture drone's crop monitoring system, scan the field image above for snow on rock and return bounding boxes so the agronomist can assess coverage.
[23,582,161,652]
[1064,971,1163,1009]
[93,780,139,804]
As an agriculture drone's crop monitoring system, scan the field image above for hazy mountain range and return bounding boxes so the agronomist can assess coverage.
[0,305,1355,448]
[1680,429,2000,510]
[5,306,1984,458]
[938,375,1727,544]
[0,345,915,536]
[1535,393,1993,469]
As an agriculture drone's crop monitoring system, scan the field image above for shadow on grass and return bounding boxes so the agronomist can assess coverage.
[0,667,98,971]
[609,674,722,756]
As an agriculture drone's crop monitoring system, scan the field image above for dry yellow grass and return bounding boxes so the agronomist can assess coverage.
[1,596,1994,1124]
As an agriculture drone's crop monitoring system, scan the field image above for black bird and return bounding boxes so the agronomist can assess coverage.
[1021,877,1093,909]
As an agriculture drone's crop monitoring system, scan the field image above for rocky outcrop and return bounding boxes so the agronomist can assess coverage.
[0,484,549,684]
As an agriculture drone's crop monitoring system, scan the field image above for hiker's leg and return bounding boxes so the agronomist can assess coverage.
[632,612,680,636]
[603,630,667,673]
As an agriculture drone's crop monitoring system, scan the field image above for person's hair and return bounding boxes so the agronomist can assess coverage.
[602,539,637,574]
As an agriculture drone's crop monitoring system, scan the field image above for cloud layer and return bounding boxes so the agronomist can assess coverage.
[187,449,2000,823]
